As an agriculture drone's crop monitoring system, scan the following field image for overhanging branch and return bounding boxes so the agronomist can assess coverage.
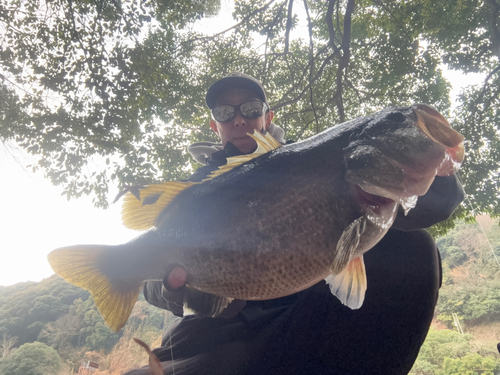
[335,0,355,123]
[325,0,338,49]
[184,0,278,45]
[284,0,294,55]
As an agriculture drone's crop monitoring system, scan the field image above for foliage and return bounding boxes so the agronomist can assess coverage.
[410,217,500,374]
[442,353,500,375]
[0,276,173,372]
[75,298,122,352]
[410,328,500,375]
[437,220,500,274]
[0,341,61,375]
[437,280,500,326]
[1,0,499,225]
[435,217,500,326]
[411,328,473,374]
[0,275,89,345]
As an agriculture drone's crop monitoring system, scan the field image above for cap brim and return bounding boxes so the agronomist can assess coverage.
[206,76,267,109]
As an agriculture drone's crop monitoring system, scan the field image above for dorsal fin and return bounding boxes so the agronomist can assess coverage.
[205,131,282,181]
[121,181,195,231]
[120,131,281,231]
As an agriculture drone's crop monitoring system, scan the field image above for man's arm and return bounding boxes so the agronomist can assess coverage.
[392,174,464,231]
[143,280,184,317]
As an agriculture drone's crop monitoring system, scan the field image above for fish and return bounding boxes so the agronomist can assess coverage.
[48,104,464,332]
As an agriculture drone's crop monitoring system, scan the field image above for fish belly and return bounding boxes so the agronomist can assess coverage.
[183,245,334,300]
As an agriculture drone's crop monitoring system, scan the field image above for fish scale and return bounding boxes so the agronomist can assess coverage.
[48,104,464,332]
[177,178,353,299]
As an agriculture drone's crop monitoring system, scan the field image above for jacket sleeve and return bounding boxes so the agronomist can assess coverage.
[392,174,465,231]
[143,281,184,317]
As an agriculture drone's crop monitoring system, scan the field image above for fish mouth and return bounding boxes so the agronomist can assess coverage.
[354,185,395,214]
[413,104,464,175]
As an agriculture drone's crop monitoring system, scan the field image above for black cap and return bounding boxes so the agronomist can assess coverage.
[205,72,268,109]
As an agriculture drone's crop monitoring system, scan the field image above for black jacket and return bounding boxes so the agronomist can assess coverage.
[138,141,464,375]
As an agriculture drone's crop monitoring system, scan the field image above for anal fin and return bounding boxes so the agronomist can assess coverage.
[183,287,234,318]
[325,255,367,310]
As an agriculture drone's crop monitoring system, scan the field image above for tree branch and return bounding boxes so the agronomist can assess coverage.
[325,0,338,49]
[183,0,278,45]
[303,0,320,133]
[284,0,294,55]
[484,0,500,59]
[272,46,340,110]
[262,1,287,81]
[335,0,355,123]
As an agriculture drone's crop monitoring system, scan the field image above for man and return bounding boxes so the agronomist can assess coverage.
[128,72,464,375]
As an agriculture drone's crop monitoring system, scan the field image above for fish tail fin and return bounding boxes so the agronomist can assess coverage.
[47,245,142,332]
[325,255,367,309]
[183,287,233,318]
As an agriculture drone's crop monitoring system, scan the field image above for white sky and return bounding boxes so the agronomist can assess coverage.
[0,3,487,287]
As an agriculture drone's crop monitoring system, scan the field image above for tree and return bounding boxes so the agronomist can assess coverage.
[0,275,90,346]
[0,334,17,359]
[1,0,499,225]
[0,341,61,375]
[410,328,473,374]
[442,353,500,375]
[74,298,121,352]
[37,307,83,350]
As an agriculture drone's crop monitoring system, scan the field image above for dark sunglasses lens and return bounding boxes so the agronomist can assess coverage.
[212,105,235,122]
[240,101,265,119]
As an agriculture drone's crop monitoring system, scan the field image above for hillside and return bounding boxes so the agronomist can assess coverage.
[410,216,500,374]
[0,276,174,374]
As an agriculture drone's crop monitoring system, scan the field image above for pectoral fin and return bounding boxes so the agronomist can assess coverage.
[47,245,142,332]
[331,217,366,274]
[183,287,234,318]
[325,256,367,309]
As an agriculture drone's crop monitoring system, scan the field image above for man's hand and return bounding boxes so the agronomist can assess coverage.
[160,265,246,318]
[158,265,187,316]
[164,265,188,291]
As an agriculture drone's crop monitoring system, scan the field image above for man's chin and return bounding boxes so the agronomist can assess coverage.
[232,138,257,154]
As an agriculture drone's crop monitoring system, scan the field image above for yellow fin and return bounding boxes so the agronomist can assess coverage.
[205,130,282,181]
[121,181,195,231]
[325,255,367,309]
[47,246,142,332]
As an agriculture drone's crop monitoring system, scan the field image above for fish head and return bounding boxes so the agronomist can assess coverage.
[343,104,464,215]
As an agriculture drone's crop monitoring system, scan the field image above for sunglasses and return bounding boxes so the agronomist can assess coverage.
[211,101,268,123]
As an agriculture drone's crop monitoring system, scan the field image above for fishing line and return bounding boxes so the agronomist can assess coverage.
[166,300,176,375]
[463,194,500,270]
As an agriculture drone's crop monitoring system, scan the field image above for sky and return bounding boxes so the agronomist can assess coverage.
[0,4,487,287]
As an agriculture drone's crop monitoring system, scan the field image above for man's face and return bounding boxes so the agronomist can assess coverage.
[210,88,274,154]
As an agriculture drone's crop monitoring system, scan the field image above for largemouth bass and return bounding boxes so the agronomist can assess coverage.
[48,104,464,332]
